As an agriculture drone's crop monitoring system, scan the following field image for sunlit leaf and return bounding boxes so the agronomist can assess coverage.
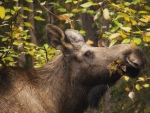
[144,5,150,10]
[2,37,8,41]
[103,8,110,20]
[49,2,60,7]
[138,11,148,14]
[135,84,140,91]
[23,22,32,27]
[109,33,120,40]
[73,1,78,4]
[114,20,123,27]
[121,13,129,21]
[80,2,93,8]
[79,30,86,36]
[94,12,100,21]
[122,39,130,44]
[34,16,45,21]
[143,84,149,88]
[124,75,130,81]
[138,77,145,81]
[72,8,80,13]
[26,0,33,2]
[57,8,66,12]
[65,0,72,3]
[0,6,5,19]
[119,30,127,38]
[40,1,46,5]
[111,26,119,32]
[23,7,33,12]
[133,37,141,45]
[121,27,131,32]
[36,10,42,14]
[86,39,93,45]
[124,2,131,6]
[4,15,11,20]
[13,6,21,11]
[131,18,137,25]
[109,39,117,47]
[132,0,139,5]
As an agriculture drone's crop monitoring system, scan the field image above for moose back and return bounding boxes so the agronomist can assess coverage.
[0,24,148,113]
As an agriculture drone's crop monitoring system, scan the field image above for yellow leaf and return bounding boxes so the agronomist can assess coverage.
[131,19,137,25]
[108,33,120,40]
[138,77,145,81]
[0,6,5,19]
[121,13,130,21]
[143,84,149,88]
[103,8,110,20]
[86,39,94,45]
[119,30,127,38]
[109,39,117,47]
[121,27,131,32]
[58,14,71,23]
[138,11,148,14]
[135,84,140,91]
[124,75,130,81]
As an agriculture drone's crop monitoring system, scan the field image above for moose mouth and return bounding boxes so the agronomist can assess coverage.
[120,57,141,78]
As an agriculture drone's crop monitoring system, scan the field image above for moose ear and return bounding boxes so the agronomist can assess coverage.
[65,29,85,46]
[46,24,73,51]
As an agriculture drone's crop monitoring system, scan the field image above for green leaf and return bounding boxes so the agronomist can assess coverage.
[121,39,130,44]
[23,7,33,12]
[114,20,123,27]
[133,37,141,45]
[13,6,21,11]
[50,2,60,7]
[138,11,148,14]
[72,8,80,13]
[34,16,45,21]
[109,33,120,40]
[144,5,150,10]
[0,6,5,19]
[57,8,66,12]
[40,1,46,5]
[65,0,72,3]
[121,27,131,32]
[23,22,32,27]
[80,2,93,8]
[132,0,138,5]
[111,26,119,32]
[4,15,11,20]
[36,10,42,14]
[26,0,33,2]
[109,39,117,47]
[2,37,8,41]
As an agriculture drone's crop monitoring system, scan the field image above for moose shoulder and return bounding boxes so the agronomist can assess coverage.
[0,24,148,113]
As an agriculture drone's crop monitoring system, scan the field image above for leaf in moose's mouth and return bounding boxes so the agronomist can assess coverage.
[108,60,122,76]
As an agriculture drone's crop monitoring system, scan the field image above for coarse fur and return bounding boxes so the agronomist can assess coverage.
[0,24,149,113]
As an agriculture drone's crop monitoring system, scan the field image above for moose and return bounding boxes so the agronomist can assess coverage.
[0,24,149,113]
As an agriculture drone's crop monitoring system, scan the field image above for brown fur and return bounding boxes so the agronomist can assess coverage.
[0,24,148,113]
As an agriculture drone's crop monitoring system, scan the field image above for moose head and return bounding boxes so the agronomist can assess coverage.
[0,24,148,113]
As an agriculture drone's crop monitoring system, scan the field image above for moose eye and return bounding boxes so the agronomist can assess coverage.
[84,51,93,58]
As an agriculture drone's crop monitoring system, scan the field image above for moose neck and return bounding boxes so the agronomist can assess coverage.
[33,54,90,113]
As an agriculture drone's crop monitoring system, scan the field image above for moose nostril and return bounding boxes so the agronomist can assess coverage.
[127,56,141,68]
